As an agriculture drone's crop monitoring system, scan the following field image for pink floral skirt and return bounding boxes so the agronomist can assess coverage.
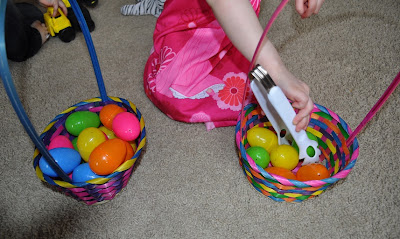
[144,0,260,130]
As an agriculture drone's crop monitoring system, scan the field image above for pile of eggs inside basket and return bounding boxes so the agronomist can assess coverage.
[39,104,140,182]
[246,126,330,181]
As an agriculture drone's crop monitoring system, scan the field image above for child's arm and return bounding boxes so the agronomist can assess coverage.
[206,0,317,131]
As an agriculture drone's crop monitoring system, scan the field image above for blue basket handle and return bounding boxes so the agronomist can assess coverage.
[0,0,71,182]
[69,0,108,101]
[0,0,110,182]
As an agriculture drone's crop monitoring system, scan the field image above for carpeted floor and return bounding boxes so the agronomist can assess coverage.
[1,0,399,238]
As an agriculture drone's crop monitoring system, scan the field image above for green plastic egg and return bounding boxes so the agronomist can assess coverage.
[65,111,101,136]
[246,146,270,168]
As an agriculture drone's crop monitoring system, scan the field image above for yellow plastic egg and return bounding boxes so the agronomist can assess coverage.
[99,126,116,139]
[270,144,299,171]
[77,127,107,162]
[247,127,278,153]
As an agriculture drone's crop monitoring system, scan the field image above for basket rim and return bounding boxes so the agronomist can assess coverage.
[235,102,359,188]
[33,96,146,188]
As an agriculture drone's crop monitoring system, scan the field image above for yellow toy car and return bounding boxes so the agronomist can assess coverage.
[43,0,75,42]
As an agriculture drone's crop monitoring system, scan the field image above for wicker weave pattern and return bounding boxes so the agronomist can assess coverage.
[236,103,358,202]
[33,97,146,205]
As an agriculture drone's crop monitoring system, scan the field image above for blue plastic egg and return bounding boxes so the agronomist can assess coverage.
[72,163,101,182]
[39,148,82,177]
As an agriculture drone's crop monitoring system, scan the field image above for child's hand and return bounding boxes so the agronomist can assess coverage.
[295,0,324,18]
[270,68,314,132]
[206,0,315,131]
[39,0,68,17]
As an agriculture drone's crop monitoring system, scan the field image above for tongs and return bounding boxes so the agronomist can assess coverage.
[249,64,321,165]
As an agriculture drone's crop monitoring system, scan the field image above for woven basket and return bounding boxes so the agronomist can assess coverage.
[235,103,359,202]
[32,96,146,205]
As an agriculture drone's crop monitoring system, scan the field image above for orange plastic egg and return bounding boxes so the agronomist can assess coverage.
[265,166,297,180]
[89,138,127,175]
[296,163,330,181]
[124,140,134,162]
[99,104,125,130]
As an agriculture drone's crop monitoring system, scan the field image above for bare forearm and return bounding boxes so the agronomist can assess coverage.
[206,0,286,78]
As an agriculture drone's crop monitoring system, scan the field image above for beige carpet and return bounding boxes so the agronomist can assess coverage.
[1,0,399,238]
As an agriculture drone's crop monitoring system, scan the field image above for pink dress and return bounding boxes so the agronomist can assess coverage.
[144,0,261,130]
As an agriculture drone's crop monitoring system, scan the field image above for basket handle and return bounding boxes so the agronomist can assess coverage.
[346,70,400,145]
[0,0,110,182]
[0,0,72,182]
[239,0,400,148]
[69,0,108,101]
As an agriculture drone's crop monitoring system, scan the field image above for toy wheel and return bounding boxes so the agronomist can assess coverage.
[58,27,76,43]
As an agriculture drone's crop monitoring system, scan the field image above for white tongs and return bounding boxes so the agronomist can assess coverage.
[249,65,320,165]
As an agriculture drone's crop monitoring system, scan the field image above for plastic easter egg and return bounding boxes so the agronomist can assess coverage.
[71,137,78,151]
[296,163,330,181]
[246,146,270,168]
[65,111,101,136]
[99,104,125,130]
[124,140,134,162]
[112,112,140,141]
[77,127,107,162]
[48,135,74,150]
[99,126,116,139]
[39,148,82,177]
[270,144,299,171]
[129,141,137,153]
[247,127,278,153]
[72,163,101,182]
[89,138,127,175]
[265,167,297,180]
[292,131,319,157]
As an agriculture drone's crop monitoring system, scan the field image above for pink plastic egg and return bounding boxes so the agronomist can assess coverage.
[48,135,74,150]
[112,112,140,141]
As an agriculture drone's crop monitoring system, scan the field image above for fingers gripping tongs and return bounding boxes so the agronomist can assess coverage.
[249,65,320,165]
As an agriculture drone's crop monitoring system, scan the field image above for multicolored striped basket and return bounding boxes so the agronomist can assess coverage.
[235,103,359,202]
[32,97,146,205]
